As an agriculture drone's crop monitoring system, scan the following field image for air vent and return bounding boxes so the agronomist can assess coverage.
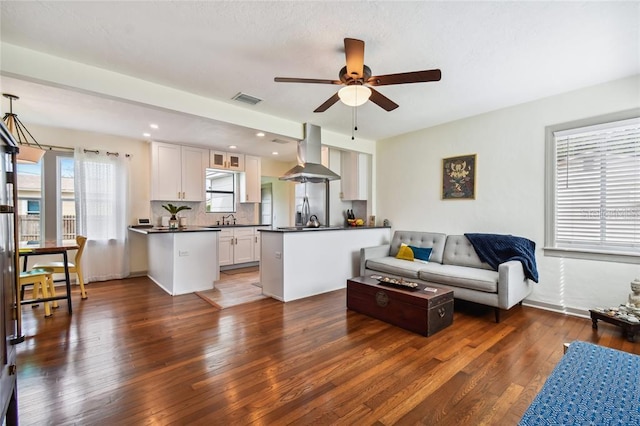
[231,92,262,105]
[271,139,290,144]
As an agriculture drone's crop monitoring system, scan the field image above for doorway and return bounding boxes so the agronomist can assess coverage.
[260,183,272,225]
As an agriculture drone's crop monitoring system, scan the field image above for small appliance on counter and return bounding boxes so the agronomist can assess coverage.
[131,218,153,229]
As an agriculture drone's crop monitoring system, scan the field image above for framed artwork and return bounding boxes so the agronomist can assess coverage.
[442,154,476,200]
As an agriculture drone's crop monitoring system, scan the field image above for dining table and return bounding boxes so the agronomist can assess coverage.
[19,240,79,314]
[13,240,79,343]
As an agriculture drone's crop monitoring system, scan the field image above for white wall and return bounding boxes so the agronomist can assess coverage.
[376,75,640,316]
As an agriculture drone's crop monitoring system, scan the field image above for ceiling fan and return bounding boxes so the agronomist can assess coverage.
[274,38,441,112]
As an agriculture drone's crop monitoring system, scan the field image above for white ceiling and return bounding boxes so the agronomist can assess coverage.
[1,1,638,162]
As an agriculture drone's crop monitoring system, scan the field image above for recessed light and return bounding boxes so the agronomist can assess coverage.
[229,145,237,149]
[150,124,159,129]
[143,133,151,137]
[256,132,265,137]
[272,151,279,155]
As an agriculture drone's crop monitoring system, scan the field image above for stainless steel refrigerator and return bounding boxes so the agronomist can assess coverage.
[294,181,328,226]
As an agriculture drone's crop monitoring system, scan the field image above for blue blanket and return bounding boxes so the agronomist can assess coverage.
[464,233,538,282]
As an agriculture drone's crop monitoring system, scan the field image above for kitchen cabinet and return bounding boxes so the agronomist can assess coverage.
[210,150,244,171]
[340,151,370,201]
[233,228,254,264]
[151,142,208,201]
[239,155,261,203]
[218,226,264,266]
[218,228,234,266]
[253,226,269,261]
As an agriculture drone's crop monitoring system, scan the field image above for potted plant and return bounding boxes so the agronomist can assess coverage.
[162,203,191,229]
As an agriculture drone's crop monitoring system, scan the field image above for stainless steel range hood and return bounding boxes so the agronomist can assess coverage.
[279,123,340,183]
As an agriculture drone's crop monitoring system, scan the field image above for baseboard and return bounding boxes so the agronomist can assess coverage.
[127,271,148,278]
[220,262,259,271]
[522,300,590,319]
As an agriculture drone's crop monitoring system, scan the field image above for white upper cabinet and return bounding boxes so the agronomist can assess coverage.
[210,150,245,171]
[340,151,370,201]
[151,142,208,201]
[239,155,261,203]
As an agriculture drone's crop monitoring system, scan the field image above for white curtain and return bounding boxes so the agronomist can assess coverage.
[74,148,130,282]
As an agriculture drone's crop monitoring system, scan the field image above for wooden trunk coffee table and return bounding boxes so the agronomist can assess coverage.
[347,276,454,337]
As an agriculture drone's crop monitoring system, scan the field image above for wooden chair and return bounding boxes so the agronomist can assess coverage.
[33,235,88,299]
[19,269,54,317]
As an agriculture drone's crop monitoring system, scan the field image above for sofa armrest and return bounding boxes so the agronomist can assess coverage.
[497,260,532,309]
[359,244,391,276]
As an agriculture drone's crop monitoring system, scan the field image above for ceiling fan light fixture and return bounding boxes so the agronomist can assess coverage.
[338,85,371,107]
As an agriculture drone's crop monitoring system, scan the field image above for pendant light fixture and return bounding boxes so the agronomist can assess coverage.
[2,93,46,164]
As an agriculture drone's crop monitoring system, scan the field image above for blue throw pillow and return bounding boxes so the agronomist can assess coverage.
[409,246,432,263]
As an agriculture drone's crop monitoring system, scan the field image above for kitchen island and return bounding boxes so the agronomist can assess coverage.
[259,226,391,302]
[129,226,220,295]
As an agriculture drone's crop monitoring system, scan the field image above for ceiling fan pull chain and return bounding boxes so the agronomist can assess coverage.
[351,106,357,140]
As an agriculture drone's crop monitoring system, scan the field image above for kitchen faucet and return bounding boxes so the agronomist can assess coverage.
[222,214,236,225]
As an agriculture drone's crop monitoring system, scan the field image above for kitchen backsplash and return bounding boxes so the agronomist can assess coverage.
[150,201,260,226]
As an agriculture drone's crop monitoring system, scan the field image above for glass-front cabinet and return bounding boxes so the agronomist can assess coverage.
[210,151,244,171]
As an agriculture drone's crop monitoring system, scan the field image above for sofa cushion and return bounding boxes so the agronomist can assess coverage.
[442,235,494,270]
[390,231,446,264]
[409,245,432,263]
[365,257,425,278]
[395,244,415,261]
[419,264,498,293]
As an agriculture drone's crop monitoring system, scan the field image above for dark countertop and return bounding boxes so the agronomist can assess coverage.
[209,224,271,228]
[129,224,272,235]
[128,226,221,235]
[260,226,391,233]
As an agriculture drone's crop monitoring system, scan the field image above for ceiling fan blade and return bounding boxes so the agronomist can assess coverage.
[274,77,341,85]
[368,88,399,111]
[367,69,442,86]
[313,93,340,113]
[344,38,365,79]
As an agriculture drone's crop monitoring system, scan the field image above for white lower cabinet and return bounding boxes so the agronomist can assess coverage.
[218,229,234,266]
[253,226,268,261]
[218,226,264,267]
[233,228,254,264]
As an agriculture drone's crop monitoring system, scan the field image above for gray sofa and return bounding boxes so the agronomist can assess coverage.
[360,231,533,322]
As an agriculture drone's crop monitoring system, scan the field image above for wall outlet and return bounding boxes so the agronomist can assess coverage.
[178,250,189,257]
[275,252,281,259]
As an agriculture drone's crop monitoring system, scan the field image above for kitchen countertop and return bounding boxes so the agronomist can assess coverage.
[261,226,391,233]
[129,224,271,235]
[128,226,221,235]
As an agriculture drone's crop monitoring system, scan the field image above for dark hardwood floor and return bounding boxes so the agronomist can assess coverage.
[16,272,640,425]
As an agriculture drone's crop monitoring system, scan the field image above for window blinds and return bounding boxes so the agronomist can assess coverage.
[554,117,640,252]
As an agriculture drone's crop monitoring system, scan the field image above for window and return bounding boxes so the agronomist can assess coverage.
[545,110,640,263]
[205,169,235,213]
[16,161,42,242]
[16,150,74,243]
